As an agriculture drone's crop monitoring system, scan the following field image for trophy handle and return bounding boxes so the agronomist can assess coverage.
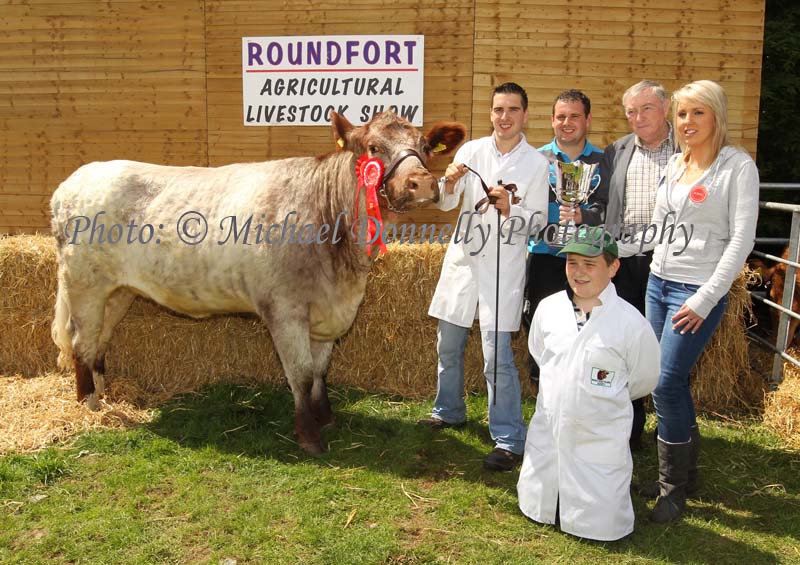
[548,160,567,193]
[548,170,560,192]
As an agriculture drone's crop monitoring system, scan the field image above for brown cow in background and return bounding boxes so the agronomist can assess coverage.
[50,111,465,454]
[751,245,800,348]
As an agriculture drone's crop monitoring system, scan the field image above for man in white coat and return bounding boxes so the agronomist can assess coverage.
[518,227,660,540]
[420,82,549,471]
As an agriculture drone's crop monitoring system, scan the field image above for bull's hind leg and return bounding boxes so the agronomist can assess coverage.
[92,288,136,396]
[62,282,113,410]
[260,303,323,455]
[52,267,74,371]
[310,340,335,428]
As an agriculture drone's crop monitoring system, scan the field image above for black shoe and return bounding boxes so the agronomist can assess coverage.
[483,447,523,472]
[651,493,685,523]
[417,417,465,430]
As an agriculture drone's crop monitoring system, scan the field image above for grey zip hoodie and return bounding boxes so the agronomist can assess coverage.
[619,146,759,318]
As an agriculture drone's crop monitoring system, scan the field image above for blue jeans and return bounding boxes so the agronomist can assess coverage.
[646,274,728,443]
[431,319,526,454]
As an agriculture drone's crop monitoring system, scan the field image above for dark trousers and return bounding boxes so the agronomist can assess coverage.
[613,251,654,445]
[523,253,569,383]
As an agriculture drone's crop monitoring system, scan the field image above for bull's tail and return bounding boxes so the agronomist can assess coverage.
[52,271,73,370]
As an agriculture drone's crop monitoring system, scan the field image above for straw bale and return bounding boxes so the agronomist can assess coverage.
[763,347,800,449]
[692,266,766,413]
[0,236,533,401]
[107,301,283,398]
[0,234,754,411]
[0,235,60,375]
[328,242,533,398]
[0,373,153,454]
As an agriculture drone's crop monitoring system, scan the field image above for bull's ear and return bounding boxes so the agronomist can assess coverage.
[425,122,467,156]
[331,112,355,151]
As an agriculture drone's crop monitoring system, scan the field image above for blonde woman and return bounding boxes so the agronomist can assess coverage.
[619,80,760,523]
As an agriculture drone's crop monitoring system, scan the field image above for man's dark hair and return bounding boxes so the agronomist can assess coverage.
[552,89,591,116]
[493,82,528,111]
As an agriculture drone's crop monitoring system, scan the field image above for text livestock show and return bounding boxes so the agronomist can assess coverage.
[242,35,425,126]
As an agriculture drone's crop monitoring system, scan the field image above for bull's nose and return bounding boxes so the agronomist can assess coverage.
[404,173,433,193]
[403,172,438,205]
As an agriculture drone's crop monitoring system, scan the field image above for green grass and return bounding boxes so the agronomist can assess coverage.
[1,383,799,564]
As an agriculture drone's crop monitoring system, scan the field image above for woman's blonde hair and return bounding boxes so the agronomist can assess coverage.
[672,80,731,158]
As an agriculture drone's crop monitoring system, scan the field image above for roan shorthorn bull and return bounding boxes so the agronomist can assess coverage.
[50,111,465,454]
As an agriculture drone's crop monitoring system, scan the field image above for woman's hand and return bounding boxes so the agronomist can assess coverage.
[671,303,705,334]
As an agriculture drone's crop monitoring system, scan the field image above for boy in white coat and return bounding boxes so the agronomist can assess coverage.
[518,226,660,541]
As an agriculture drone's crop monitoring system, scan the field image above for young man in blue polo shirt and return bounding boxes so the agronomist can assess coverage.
[522,89,608,386]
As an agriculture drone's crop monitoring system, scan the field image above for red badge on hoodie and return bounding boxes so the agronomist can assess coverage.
[689,185,708,203]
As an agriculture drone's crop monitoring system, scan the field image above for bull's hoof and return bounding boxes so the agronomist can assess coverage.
[84,392,100,411]
[299,440,326,456]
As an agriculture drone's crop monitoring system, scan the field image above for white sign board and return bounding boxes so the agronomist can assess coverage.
[242,35,424,126]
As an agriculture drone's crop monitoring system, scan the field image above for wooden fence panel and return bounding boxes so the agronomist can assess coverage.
[0,0,207,234]
[0,0,765,233]
[471,0,764,150]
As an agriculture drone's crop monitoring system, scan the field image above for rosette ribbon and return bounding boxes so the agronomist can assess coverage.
[355,155,388,256]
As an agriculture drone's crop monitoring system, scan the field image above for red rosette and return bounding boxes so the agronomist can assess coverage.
[357,155,385,192]
[689,185,708,204]
[354,154,387,256]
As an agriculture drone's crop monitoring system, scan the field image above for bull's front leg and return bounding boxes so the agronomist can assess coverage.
[310,340,335,429]
[260,302,325,455]
[290,380,325,455]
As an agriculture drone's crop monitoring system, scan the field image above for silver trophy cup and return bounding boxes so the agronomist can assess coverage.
[548,160,601,246]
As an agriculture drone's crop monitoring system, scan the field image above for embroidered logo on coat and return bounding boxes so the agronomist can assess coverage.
[591,367,615,387]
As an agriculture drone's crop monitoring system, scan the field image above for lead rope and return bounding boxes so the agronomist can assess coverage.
[494,203,501,405]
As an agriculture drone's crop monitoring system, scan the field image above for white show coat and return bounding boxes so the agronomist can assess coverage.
[517,283,660,541]
[428,135,549,331]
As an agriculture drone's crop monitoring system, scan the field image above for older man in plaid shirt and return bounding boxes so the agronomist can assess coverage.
[596,80,677,451]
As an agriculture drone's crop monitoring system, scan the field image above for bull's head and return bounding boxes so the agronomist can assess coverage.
[331,111,466,212]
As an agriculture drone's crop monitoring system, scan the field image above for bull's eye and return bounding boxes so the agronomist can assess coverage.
[368,144,381,154]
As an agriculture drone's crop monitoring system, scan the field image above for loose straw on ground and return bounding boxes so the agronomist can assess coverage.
[0,373,153,453]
